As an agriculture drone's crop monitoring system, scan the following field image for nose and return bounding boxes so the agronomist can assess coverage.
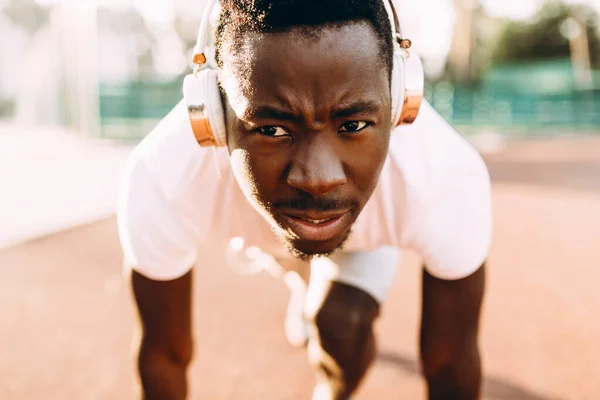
[286,139,347,197]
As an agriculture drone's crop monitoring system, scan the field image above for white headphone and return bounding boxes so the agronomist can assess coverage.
[183,0,424,147]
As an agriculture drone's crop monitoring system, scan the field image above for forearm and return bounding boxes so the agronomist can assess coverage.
[137,345,190,400]
[307,282,380,400]
[130,270,194,400]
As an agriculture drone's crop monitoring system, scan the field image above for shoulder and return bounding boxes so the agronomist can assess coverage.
[388,100,489,192]
[387,100,493,279]
[122,100,214,199]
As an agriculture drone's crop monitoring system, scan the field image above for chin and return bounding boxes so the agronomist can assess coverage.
[281,231,351,261]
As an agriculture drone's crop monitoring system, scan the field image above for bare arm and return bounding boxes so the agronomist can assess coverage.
[420,264,486,400]
[131,269,194,400]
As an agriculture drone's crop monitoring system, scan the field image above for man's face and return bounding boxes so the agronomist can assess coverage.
[220,22,391,259]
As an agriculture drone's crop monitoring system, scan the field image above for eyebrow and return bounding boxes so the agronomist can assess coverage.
[330,100,382,119]
[245,106,296,122]
[245,100,382,122]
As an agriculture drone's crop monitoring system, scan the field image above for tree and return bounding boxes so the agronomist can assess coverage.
[491,0,600,68]
[1,0,49,36]
[446,0,477,83]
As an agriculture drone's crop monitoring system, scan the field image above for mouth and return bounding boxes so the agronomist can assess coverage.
[278,210,353,242]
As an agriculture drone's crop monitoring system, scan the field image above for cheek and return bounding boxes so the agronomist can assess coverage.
[346,131,390,193]
[229,145,286,206]
[229,148,257,200]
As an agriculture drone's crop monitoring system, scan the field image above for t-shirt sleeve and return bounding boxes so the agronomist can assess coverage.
[416,153,492,280]
[396,101,493,280]
[117,151,200,281]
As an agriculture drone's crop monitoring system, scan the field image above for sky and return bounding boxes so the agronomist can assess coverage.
[29,0,600,48]
[30,0,600,23]
[25,0,600,76]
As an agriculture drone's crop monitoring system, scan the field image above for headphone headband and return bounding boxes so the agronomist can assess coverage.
[192,0,411,67]
[193,0,219,66]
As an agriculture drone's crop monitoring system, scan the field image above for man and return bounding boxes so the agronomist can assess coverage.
[117,0,493,399]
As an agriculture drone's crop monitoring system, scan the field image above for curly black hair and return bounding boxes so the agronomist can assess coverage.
[214,0,394,79]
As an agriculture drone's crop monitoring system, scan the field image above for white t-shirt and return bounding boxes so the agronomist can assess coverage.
[117,99,493,283]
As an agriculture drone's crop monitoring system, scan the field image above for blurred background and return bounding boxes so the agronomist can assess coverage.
[2,0,599,137]
[1,0,599,399]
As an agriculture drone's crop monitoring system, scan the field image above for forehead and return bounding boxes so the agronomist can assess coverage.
[219,22,389,117]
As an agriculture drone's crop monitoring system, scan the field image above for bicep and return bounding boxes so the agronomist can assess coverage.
[421,263,485,344]
[131,269,194,364]
[419,263,485,390]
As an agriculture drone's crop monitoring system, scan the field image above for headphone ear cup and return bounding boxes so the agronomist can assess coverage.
[390,50,425,128]
[390,51,405,128]
[183,68,227,147]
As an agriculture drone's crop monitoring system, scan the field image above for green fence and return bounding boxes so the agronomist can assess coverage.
[426,81,600,135]
[99,80,183,140]
[99,77,600,140]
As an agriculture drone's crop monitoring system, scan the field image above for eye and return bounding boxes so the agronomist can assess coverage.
[338,121,369,134]
[256,126,290,137]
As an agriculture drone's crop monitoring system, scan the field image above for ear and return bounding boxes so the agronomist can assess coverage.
[217,79,236,149]
[220,88,230,138]
[216,71,228,117]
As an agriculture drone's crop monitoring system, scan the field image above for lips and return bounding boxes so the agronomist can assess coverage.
[278,210,353,242]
